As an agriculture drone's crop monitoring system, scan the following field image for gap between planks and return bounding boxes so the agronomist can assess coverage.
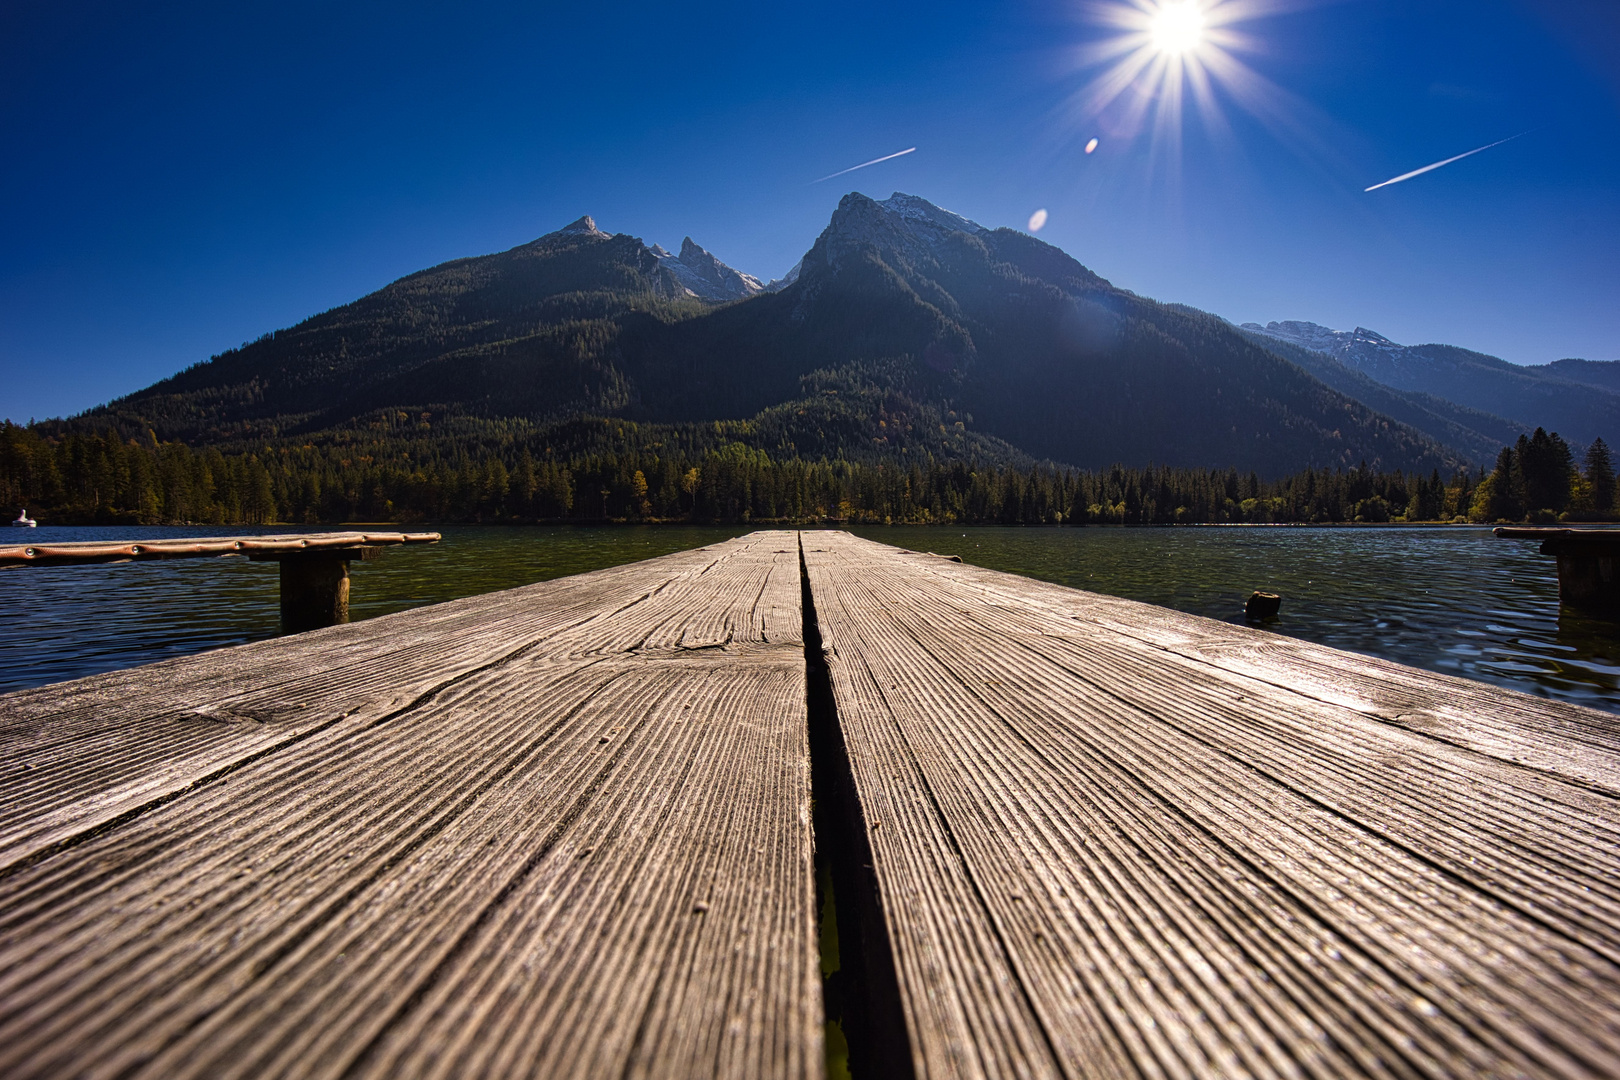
[0,532,821,1080]
[6,530,1620,1080]
[800,531,1620,1080]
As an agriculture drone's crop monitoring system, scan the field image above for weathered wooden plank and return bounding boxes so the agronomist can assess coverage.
[802,531,1620,1079]
[0,532,819,1080]
[0,536,796,870]
[903,544,1620,796]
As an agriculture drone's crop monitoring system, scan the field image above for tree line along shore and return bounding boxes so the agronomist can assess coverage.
[2,421,1612,528]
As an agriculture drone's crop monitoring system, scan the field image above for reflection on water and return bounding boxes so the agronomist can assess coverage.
[4,524,1620,715]
[854,525,1620,715]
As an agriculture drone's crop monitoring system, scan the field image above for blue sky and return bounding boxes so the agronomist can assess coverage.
[2,0,1617,422]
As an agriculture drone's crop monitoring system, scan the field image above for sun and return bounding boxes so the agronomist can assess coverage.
[1151,1,1205,56]
[1065,0,1282,161]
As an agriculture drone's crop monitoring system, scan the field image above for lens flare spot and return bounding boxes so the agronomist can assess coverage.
[1151,1,1205,55]
[1085,137,1100,154]
[1027,208,1049,232]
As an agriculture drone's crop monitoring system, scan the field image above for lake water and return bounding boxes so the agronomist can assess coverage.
[5,524,1620,715]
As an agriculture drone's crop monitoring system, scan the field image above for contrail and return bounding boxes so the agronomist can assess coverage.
[811,147,916,184]
[1365,131,1532,192]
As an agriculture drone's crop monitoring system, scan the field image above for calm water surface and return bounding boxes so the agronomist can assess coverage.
[0,525,749,693]
[5,524,1620,715]
[851,525,1620,715]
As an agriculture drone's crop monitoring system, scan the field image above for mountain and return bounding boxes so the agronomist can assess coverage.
[651,237,765,303]
[95,215,693,442]
[1242,320,1620,445]
[604,191,1464,475]
[1225,322,1525,464]
[80,193,1474,478]
[765,260,801,292]
[1535,358,1620,396]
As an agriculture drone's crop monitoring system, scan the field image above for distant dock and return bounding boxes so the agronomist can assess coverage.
[0,531,441,631]
[2,531,1618,1078]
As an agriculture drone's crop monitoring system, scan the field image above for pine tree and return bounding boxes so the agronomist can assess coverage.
[1585,438,1615,515]
[1481,447,1522,522]
[1517,428,1573,516]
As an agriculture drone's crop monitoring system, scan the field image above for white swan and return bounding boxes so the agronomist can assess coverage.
[11,510,36,527]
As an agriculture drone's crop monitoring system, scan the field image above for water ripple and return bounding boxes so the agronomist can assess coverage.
[857,525,1620,716]
[0,525,748,693]
[7,524,1620,715]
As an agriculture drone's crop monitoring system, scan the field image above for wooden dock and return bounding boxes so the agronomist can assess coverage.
[2,531,1618,1078]
[1496,526,1620,615]
[0,531,442,631]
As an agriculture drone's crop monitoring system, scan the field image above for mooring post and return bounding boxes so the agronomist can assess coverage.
[1245,590,1282,620]
[278,555,351,632]
[1494,528,1620,618]
[1548,544,1620,614]
[257,546,383,633]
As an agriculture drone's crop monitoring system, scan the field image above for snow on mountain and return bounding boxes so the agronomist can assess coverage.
[764,260,801,292]
[877,192,987,236]
[1242,319,1620,443]
[651,237,765,303]
[541,215,611,241]
[1241,321,1418,384]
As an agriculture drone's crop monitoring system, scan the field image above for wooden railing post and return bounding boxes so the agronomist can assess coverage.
[1549,545,1620,614]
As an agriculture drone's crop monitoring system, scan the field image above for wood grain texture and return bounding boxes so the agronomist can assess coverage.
[801,531,1620,1080]
[0,532,819,1080]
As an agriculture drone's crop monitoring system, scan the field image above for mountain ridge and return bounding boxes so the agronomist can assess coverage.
[1242,319,1620,445]
[68,193,1516,478]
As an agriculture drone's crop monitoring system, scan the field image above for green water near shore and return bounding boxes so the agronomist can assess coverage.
[4,524,1620,715]
[0,525,749,693]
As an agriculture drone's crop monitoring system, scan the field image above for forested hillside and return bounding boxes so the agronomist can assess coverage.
[60,193,1473,481]
[6,419,1613,528]
[1245,321,1620,444]
[0,419,1484,526]
[1539,358,1620,396]
[91,217,701,443]
[1229,324,1525,462]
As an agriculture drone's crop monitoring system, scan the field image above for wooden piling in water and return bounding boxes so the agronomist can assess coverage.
[268,551,352,630]
[1496,526,1620,616]
[0,531,439,632]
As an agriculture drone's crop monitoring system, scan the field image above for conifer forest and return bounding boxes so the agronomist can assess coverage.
[3,420,1611,528]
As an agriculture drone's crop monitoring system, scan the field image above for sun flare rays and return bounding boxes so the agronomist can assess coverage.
[1067,0,1293,163]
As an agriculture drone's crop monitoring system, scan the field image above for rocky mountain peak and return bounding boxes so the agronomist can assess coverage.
[878,192,987,236]
[1243,320,1403,357]
[803,191,991,283]
[650,236,765,304]
[764,260,802,292]
[1352,327,1398,346]
[538,215,611,242]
